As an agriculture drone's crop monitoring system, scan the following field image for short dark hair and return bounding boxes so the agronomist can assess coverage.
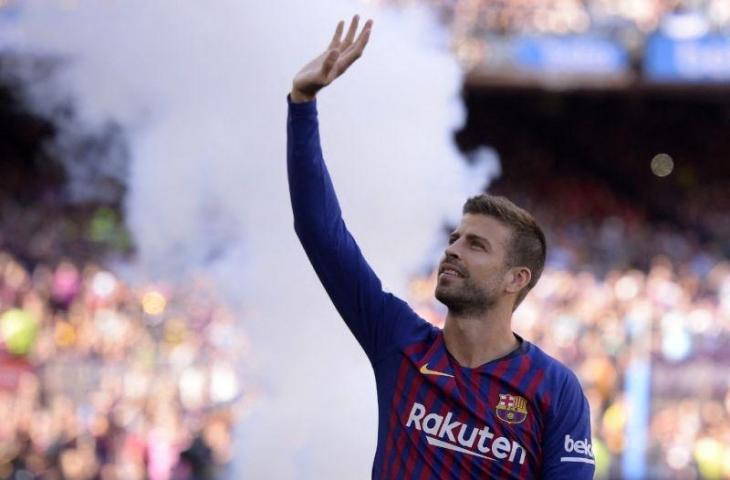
[462,194,546,309]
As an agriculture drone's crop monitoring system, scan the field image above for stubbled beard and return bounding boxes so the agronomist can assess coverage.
[435,277,498,317]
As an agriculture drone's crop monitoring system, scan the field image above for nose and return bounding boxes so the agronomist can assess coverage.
[444,239,461,260]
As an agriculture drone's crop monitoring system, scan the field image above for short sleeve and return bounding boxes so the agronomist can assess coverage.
[541,372,596,479]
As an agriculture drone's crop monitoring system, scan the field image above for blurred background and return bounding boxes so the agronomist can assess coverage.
[1,0,729,479]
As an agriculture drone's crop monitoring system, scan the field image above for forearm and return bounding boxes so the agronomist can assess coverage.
[285,95,427,363]
[286,96,342,244]
[286,94,384,357]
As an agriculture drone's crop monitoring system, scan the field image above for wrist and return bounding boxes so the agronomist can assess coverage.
[290,87,315,103]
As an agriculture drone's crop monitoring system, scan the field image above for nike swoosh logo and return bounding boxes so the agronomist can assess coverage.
[419,363,454,378]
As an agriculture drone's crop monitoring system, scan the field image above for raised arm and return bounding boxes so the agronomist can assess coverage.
[287,16,429,364]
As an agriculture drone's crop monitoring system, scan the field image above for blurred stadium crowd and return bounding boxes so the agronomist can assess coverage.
[377,0,730,76]
[409,178,730,479]
[0,176,246,480]
[0,69,248,479]
[441,0,730,37]
[0,245,243,479]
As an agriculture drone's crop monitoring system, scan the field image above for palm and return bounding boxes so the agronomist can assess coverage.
[292,16,373,101]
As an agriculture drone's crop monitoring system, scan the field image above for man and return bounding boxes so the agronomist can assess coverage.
[288,15,595,479]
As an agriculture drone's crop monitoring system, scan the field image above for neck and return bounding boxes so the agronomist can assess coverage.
[442,300,519,368]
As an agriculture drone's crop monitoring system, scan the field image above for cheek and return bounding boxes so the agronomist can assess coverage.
[486,261,511,283]
[471,262,505,284]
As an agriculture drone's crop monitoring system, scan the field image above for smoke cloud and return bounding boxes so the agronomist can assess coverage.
[8,0,498,477]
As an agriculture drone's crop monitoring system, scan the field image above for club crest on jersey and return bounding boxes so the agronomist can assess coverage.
[496,394,528,424]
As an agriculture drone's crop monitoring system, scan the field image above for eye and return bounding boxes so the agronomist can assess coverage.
[448,235,458,245]
[471,241,485,250]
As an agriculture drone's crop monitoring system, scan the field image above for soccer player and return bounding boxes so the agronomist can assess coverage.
[287,15,595,479]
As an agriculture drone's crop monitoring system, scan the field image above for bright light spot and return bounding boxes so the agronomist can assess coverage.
[651,153,674,177]
[552,315,578,348]
[661,312,692,361]
[142,290,166,316]
[513,301,538,332]
[667,444,691,469]
[694,437,724,476]
[211,362,239,403]
[687,308,713,333]
[179,366,205,410]
[91,271,117,298]
[615,275,639,301]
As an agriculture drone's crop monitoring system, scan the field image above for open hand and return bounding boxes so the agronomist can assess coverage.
[291,15,373,103]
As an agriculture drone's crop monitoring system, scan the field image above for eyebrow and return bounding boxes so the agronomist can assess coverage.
[449,232,493,250]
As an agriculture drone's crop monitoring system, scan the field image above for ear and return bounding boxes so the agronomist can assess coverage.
[505,266,532,295]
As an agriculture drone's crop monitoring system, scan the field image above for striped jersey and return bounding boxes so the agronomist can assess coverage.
[287,97,595,479]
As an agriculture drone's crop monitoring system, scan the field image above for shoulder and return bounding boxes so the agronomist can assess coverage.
[527,342,582,385]
[371,292,439,362]
[526,343,586,411]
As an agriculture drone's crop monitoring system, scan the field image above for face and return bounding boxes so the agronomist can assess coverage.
[435,213,513,315]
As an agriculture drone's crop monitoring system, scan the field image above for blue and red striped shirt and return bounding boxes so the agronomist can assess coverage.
[287,97,595,479]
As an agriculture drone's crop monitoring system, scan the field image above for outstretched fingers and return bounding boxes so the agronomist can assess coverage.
[328,20,345,49]
[336,19,373,73]
[357,19,373,49]
[292,16,372,100]
[342,15,360,48]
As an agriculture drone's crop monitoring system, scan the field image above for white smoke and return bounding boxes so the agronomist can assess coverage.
[9,0,494,477]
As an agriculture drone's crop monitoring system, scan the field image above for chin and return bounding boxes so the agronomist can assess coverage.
[435,284,497,315]
[434,285,459,308]
[435,277,459,294]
